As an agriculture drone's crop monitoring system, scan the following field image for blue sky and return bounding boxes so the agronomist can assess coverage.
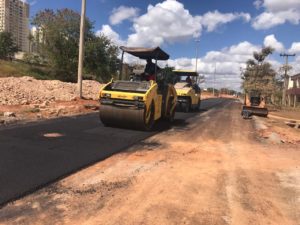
[28,0,300,90]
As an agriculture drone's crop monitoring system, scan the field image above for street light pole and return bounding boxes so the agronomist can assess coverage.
[77,0,86,99]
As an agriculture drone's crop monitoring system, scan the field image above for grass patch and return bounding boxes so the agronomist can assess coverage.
[0,60,53,80]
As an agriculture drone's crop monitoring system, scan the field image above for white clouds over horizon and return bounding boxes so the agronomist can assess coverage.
[252,0,300,29]
[100,0,252,48]
[95,0,300,90]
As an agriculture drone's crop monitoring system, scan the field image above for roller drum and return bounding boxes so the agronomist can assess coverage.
[100,104,153,130]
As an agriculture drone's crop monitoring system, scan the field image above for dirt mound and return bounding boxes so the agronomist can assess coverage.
[0,76,101,106]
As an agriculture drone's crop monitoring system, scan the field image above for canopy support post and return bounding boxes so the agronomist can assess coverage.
[119,51,124,80]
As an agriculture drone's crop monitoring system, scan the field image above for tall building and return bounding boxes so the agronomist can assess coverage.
[0,0,30,52]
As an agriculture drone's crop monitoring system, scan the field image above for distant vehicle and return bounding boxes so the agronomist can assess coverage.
[173,70,201,112]
[99,46,177,130]
[241,91,268,119]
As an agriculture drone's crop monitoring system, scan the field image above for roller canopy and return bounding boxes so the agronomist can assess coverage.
[120,46,169,60]
[173,70,199,77]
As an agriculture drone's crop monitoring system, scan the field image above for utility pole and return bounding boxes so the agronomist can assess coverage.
[77,0,86,99]
[280,53,295,106]
[195,39,200,73]
[213,62,216,96]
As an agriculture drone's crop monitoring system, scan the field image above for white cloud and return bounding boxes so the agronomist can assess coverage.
[289,42,300,53]
[126,0,251,47]
[254,0,263,9]
[162,41,262,90]
[127,0,202,47]
[164,38,293,90]
[109,6,140,25]
[29,1,37,6]
[96,25,125,46]
[263,34,284,51]
[227,41,260,55]
[252,0,300,29]
[201,10,251,32]
[20,0,37,5]
[263,0,300,12]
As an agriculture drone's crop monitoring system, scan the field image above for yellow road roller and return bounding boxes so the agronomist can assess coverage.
[99,46,177,130]
[173,70,201,112]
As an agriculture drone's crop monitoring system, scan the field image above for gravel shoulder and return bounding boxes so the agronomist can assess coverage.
[0,76,102,126]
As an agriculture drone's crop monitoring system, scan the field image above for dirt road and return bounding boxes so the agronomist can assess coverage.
[0,99,299,225]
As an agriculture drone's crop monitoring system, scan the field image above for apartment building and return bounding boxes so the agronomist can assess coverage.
[0,0,29,52]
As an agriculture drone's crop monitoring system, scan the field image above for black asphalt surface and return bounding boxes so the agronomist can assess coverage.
[0,98,225,207]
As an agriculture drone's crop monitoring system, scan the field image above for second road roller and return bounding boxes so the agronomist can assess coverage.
[99,46,177,130]
[173,70,201,112]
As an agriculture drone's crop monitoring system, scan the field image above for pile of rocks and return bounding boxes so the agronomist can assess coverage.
[0,76,102,106]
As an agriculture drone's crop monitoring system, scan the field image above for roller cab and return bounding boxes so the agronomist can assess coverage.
[173,70,201,112]
[99,46,177,130]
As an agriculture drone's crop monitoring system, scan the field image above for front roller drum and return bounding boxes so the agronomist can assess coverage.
[99,104,155,130]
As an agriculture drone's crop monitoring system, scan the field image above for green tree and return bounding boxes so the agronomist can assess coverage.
[242,47,276,98]
[85,35,119,82]
[31,9,119,82]
[32,9,94,82]
[0,32,18,60]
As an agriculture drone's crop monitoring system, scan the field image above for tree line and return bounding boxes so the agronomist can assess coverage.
[0,8,119,83]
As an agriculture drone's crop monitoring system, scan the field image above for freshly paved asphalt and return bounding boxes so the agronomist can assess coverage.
[0,98,226,207]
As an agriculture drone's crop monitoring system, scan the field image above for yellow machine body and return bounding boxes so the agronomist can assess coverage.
[173,70,201,112]
[176,86,200,105]
[99,80,177,130]
[99,46,177,130]
[241,92,268,118]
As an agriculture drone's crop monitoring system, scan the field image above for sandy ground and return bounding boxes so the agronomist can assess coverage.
[269,110,300,121]
[0,100,299,225]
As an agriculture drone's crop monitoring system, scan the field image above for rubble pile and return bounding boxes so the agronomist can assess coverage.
[0,76,102,106]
